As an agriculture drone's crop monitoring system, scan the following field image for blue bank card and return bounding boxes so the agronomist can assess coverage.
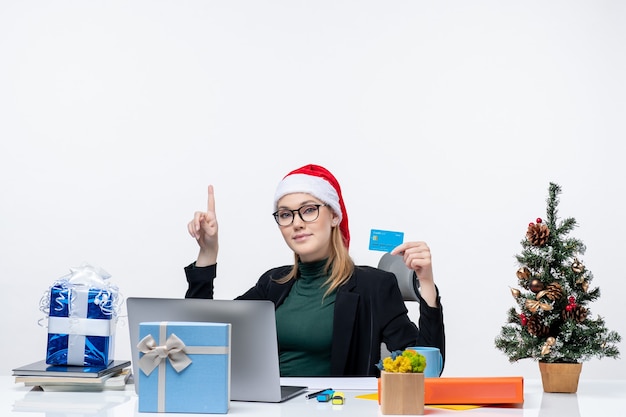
[369,229,404,252]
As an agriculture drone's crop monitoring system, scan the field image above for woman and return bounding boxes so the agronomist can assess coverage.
[185,164,445,376]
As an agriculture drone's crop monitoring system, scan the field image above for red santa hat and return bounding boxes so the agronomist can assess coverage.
[274,164,350,248]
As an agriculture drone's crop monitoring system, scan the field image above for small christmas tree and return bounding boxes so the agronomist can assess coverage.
[495,183,621,364]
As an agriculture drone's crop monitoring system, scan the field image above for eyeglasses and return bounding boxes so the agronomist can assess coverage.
[272,204,327,226]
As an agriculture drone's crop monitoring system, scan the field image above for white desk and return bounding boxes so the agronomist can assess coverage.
[2,376,625,416]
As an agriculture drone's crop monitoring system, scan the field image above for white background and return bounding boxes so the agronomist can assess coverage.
[1,1,624,380]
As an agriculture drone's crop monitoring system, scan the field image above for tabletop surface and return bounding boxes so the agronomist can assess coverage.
[3,376,625,416]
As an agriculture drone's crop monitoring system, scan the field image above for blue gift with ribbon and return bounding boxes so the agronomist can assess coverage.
[42,264,120,366]
[138,321,231,414]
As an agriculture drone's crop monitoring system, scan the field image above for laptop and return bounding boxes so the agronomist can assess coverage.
[126,297,307,402]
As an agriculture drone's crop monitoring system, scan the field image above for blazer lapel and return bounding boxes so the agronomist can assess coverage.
[330,277,359,375]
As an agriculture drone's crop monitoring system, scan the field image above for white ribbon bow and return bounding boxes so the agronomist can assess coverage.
[137,333,192,375]
[67,263,112,286]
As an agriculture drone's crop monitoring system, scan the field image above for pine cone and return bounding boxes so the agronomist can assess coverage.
[562,305,588,323]
[544,282,563,301]
[526,315,550,337]
[527,223,550,246]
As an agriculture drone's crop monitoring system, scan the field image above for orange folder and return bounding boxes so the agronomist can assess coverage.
[424,377,524,405]
[377,376,524,406]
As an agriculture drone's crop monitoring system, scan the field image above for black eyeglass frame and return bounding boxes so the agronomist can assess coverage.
[272,204,328,226]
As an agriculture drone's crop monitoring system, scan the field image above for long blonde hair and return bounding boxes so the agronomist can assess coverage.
[276,226,354,296]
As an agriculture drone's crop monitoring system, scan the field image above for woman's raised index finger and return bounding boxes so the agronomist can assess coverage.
[207,185,216,213]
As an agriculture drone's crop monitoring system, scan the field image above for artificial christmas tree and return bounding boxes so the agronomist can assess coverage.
[494,183,621,393]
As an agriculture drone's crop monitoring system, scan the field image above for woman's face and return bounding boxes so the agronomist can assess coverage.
[275,193,339,263]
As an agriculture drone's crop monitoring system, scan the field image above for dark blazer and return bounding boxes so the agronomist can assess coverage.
[185,263,445,376]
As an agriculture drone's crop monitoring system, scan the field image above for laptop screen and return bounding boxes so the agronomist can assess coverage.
[126,297,306,402]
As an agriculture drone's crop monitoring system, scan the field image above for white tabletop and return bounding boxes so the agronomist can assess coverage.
[2,376,625,416]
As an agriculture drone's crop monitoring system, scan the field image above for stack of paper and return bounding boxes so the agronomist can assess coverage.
[12,359,131,392]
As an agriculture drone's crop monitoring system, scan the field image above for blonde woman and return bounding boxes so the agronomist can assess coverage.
[185,164,445,376]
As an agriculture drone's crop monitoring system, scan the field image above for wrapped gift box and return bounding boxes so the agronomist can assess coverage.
[45,266,119,367]
[138,321,231,414]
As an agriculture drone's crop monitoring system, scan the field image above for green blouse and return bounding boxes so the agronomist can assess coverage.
[275,259,337,376]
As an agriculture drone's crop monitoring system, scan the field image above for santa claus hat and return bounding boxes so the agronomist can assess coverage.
[274,164,350,248]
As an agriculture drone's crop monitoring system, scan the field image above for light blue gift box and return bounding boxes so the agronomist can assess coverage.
[138,321,231,414]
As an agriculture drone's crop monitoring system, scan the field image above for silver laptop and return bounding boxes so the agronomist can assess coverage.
[126,297,307,402]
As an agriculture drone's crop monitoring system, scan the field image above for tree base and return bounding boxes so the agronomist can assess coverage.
[538,362,582,393]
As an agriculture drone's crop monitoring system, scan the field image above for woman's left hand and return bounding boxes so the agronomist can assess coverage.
[390,241,433,283]
[391,241,438,307]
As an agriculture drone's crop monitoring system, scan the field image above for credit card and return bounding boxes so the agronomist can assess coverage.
[369,229,404,252]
